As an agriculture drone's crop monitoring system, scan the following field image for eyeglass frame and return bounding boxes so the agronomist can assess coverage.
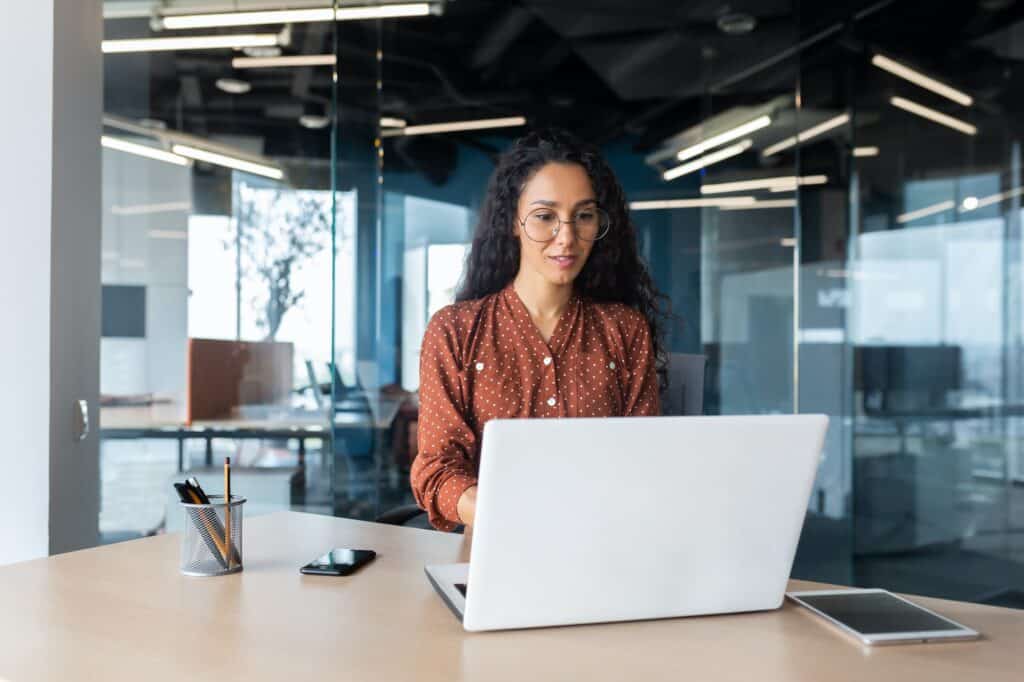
[517,204,612,243]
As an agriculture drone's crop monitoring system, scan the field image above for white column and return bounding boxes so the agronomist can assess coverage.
[0,0,102,563]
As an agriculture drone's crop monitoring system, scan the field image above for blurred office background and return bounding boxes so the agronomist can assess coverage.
[96,0,1023,607]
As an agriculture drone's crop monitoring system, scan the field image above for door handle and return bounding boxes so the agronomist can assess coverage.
[76,399,90,441]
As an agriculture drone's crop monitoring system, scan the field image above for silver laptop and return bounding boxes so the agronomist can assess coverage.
[425,414,829,632]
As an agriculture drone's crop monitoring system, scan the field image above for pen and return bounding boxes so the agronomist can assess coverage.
[224,457,232,569]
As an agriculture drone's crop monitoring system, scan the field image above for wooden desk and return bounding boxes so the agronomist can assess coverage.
[0,512,1020,681]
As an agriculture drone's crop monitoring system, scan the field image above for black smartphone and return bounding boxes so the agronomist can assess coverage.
[300,548,377,576]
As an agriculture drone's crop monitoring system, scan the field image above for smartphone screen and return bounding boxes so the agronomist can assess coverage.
[300,549,376,576]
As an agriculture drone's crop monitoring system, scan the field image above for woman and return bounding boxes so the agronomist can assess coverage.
[410,128,668,530]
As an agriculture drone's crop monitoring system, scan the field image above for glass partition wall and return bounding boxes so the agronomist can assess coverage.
[100,2,341,537]
[98,0,1022,608]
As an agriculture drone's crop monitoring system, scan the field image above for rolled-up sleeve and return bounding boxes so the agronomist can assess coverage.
[623,313,661,417]
[410,309,479,530]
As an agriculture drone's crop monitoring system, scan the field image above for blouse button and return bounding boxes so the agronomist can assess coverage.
[609,361,616,370]
[475,362,485,371]
[543,356,552,366]
[547,397,556,407]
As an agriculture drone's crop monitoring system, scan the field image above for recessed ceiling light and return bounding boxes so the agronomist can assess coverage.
[242,45,282,58]
[717,12,757,35]
[215,78,252,95]
[299,114,330,129]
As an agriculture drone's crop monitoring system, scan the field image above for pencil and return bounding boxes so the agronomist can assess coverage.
[224,457,232,569]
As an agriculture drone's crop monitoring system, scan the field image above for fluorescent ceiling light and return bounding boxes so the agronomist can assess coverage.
[232,54,336,68]
[630,197,757,210]
[171,144,283,180]
[101,135,191,166]
[335,3,433,21]
[102,33,280,54]
[762,113,850,157]
[961,196,979,211]
[959,186,1024,212]
[780,237,798,247]
[111,201,192,216]
[159,3,432,29]
[385,116,526,136]
[872,54,973,106]
[663,140,752,181]
[700,175,828,195]
[889,96,977,136]
[148,230,189,240]
[853,146,880,157]
[380,117,407,128]
[719,199,797,210]
[896,200,955,224]
[676,115,771,161]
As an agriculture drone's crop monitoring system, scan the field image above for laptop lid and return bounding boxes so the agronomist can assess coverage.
[462,414,828,631]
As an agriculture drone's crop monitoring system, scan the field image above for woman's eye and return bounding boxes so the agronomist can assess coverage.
[576,211,595,221]
[535,212,557,222]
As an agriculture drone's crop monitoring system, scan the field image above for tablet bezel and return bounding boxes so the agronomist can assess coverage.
[786,588,981,645]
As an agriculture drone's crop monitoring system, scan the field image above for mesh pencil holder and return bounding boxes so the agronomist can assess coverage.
[179,495,245,577]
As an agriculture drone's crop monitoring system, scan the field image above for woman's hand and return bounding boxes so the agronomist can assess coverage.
[457,486,478,527]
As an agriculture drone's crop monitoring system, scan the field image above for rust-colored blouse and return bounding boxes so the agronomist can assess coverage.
[411,284,660,530]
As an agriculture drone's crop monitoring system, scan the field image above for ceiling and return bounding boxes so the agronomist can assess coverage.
[101,0,1024,184]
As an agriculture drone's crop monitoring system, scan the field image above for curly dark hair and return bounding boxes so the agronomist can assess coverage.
[456,128,670,380]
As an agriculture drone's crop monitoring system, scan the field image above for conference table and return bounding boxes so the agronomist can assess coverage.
[0,511,1020,681]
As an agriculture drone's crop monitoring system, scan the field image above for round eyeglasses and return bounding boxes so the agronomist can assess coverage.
[519,206,611,243]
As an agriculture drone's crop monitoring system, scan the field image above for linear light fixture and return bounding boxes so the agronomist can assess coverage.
[383,116,526,136]
[102,33,281,54]
[889,97,977,136]
[232,54,336,69]
[630,197,757,210]
[111,201,192,216]
[676,115,771,162]
[720,199,797,210]
[159,3,433,29]
[148,230,189,240]
[896,200,955,224]
[762,113,850,157]
[380,117,408,128]
[101,135,191,166]
[853,146,880,157]
[959,186,1024,212]
[663,140,752,181]
[171,144,283,180]
[700,174,828,195]
[872,54,973,106]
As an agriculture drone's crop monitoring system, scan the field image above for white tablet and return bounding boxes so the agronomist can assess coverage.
[787,588,981,646]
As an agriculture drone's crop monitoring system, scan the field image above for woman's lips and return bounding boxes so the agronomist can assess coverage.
[549,255,578,270]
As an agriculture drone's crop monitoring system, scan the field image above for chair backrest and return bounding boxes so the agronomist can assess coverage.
[662,353,706,416]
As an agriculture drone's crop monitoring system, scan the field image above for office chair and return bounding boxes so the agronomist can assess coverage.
[375,352,708,529]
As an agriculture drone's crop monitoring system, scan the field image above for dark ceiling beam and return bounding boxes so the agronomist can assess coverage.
[291,24,330,100]
[471,6,534,71]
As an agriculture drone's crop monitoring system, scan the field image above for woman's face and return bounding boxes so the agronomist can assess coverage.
[513,162,599,288]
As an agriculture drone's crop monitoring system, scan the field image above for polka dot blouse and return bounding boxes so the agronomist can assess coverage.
[410,283,661,530]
